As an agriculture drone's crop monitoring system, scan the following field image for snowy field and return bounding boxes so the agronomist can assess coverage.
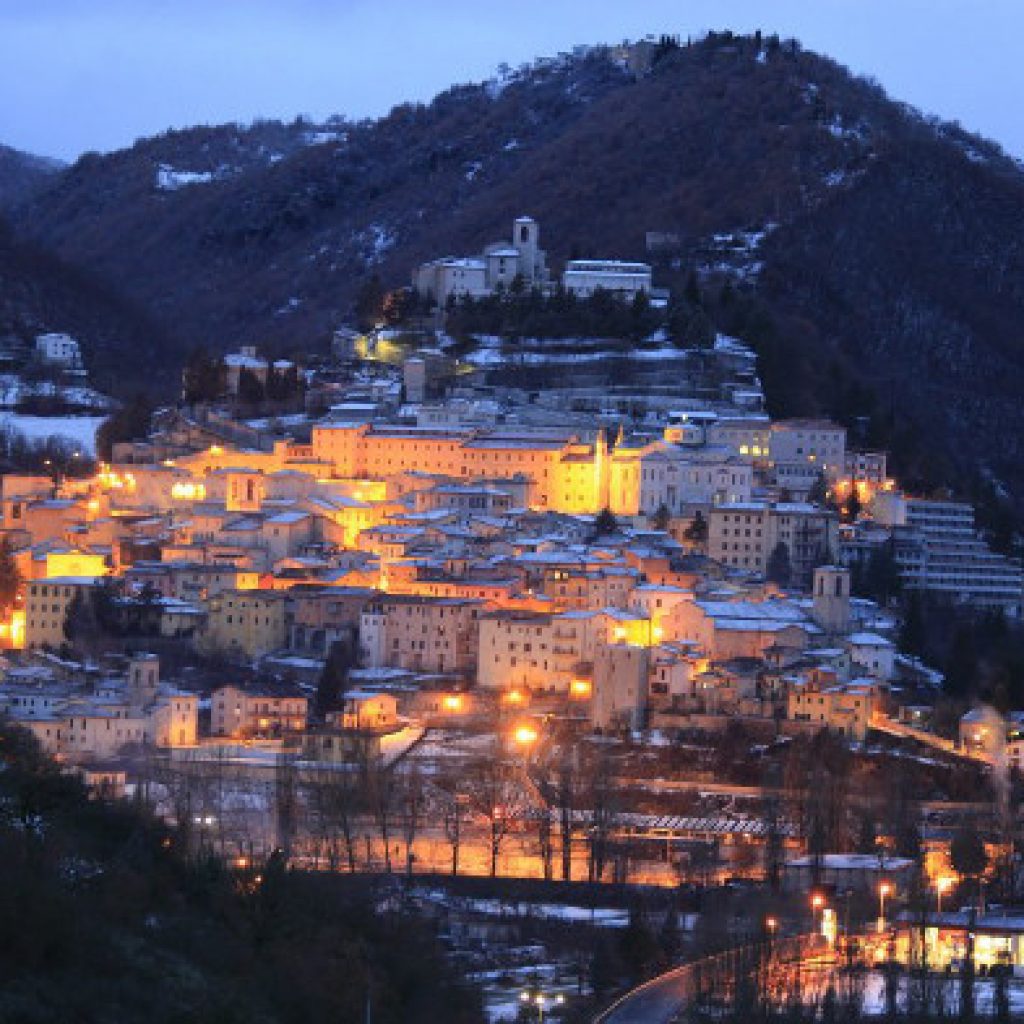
[0,414,105,456]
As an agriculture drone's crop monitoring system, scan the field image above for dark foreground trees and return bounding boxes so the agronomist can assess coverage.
[0,724,483,1024]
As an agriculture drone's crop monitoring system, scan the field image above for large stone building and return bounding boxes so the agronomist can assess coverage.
[708,502,838,587]
[561,259,652,299]
[413,216,548,305]
[871,492,1024,617]
[359,594,482,675]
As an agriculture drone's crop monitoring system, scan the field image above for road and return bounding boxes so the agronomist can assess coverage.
[595,935,825,1024]
[596,964,693,1024]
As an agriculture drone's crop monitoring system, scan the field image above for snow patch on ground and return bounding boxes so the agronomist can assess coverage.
[0,375,113,411]
[0,414,105,455]
[352,223,396,267]
[156,165,215,190]
[697,223,777,281]
[303,129,347,146]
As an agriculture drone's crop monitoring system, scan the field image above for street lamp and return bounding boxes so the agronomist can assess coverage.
[811,890,825,933]
[513,723,539,747]
[878,880,893,933]
[937,875,955,915]
[520,989,565,1022]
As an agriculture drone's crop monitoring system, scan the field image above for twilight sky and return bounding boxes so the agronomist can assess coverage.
[2,0,1022,163]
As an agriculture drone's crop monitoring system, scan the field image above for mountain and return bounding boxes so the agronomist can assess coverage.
[10,33,1024,519]
[0,213,171,396]
[0,143,64,210]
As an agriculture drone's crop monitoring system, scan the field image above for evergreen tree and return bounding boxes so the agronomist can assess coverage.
[806,471,830,507]
[658,901,682,965]
[0,535,21,612]
[590,936,619,998]
[181,348,227,404]
[766,542,792,588]
[96,394,153,462]
[591,508,619,539]
[945,623,978,697]
[861,542,903,605]
[315,640,355,719]
[900,591,927,658]
[237,368,265,405]
[684,270,701,306]
[844,486,862,522]
[618,898,658,985]
[684,510,708,545]
[355,274,385,330]
[651,503,672,531]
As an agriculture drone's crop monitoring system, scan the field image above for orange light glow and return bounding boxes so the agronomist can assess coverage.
[442,694,463,712]
[503,689,524,705]
[811,893,826,910]
[513,724,539,746]
[879,881,893,898]
[171,481,206,501]
[570,678,592,698]
[0,609,25,649]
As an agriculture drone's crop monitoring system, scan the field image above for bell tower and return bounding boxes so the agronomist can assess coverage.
[513,216,540,283]
[812,565,851,636]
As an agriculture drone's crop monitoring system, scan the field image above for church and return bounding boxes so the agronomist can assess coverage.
[412,215,549,305]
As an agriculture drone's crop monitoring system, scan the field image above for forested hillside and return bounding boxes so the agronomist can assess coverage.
[7,31,1024,514]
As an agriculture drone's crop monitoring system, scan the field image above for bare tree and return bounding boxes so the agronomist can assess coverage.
[465,744,529,877]
[441,783,469,877]
[306,764,359,872]
[586,747,619,883]
[399,763,425,876]
[554,740,582,881]
[274,752,299,862]
[360,746,397,872]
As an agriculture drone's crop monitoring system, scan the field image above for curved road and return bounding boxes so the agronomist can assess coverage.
[596,966,692,1023]
[595,934,824,1024]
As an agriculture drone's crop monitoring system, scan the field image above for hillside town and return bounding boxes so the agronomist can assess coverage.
[2,215,1024,1017]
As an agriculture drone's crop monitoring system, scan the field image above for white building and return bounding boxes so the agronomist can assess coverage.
[873,493,1024,617]
[413,216,548,305]
[769,419,847,492]
[34,332,83,370]
[708,501,839,588]
[561,260,652,299]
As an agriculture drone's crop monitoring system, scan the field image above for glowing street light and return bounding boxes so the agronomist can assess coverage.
[520,989,565,1022]
[878,880,893,933]
[937,875,956,914]
[513,723,539,747]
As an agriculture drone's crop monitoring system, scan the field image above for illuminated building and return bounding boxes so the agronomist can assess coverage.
[25,577,98,649]
[211,684,308,739]
[201,590,290,659]
[360,594,482,675]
